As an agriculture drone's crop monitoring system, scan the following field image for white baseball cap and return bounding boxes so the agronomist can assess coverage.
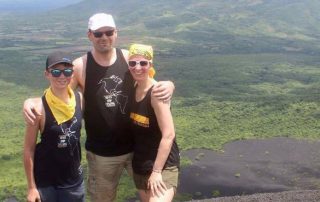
[88,13,116,31]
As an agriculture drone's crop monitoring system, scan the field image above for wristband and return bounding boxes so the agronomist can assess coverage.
[152,169,162,173]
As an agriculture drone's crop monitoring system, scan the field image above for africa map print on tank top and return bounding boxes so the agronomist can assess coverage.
[98,75,128,114]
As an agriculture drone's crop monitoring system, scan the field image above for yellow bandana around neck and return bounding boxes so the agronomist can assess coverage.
[44,86,76,125]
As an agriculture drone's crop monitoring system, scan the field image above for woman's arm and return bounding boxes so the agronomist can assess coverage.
[148,93,175,197]
[23,101,42,202]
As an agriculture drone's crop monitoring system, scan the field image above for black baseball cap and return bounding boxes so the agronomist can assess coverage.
[46,51,73,69]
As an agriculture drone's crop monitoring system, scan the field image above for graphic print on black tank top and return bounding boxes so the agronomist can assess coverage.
[97,74,128,114]
[58,117,80,157]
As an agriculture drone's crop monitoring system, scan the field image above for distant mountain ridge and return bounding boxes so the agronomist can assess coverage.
[50,0,320,55]
[0,0,82,12]
[2,0,320,56]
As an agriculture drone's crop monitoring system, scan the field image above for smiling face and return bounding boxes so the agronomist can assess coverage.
[128,55,151,82]
[88,26,117,53]
[45,63,73,90]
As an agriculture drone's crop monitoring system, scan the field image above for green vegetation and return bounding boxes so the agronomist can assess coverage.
[0,80,36,201]
[159,53,320,151]
[2,52,320,201]
[1,0,320,201]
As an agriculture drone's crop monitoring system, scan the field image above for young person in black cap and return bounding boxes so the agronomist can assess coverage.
[23,13,175,201]
[23,51,84,202]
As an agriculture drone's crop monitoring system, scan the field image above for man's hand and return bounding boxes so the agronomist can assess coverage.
[152,81,175,102]
[23,98,41,125]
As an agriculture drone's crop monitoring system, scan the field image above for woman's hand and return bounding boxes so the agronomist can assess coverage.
[147,171,167,197]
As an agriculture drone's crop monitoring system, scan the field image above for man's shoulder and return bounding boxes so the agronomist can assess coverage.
[121,49,129,60]
[73,54,87,69]
[121,48,129,54]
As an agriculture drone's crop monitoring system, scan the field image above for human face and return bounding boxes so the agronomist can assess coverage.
[46,63,73,89]
[128,55,151,82]
[88,27,117,53]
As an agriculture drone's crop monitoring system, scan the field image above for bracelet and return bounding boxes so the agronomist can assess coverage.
[152,169,162,173]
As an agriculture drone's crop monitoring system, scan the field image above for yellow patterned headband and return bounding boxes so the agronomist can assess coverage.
[129,44,153,61]
[128,43,155,78]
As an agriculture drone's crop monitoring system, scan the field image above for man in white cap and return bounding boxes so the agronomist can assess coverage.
[23,13,175,201]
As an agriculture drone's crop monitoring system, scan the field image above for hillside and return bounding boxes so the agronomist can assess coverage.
[1,0,320,201]
[2,0,320,91]
[2,0,320,56]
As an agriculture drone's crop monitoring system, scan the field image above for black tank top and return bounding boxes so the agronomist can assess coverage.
[84,48,134,156]
[130,86,180,175]
[34,91,83,188]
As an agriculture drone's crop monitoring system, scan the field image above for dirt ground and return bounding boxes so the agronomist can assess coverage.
[178,137,320,201]
[189,190,320,202]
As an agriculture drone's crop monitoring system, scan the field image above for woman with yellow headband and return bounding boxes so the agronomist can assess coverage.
[128,44,180,202]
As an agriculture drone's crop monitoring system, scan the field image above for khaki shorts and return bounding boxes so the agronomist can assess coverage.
[133,166,179,191]
[86,151,133,202]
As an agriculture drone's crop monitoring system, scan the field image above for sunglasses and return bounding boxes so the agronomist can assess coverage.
[128,60,149,68]
[49,68,73,77]
[92,30,115,38]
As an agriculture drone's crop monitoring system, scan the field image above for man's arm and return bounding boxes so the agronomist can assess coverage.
[70,55,86,92]
[152,80,175,102]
